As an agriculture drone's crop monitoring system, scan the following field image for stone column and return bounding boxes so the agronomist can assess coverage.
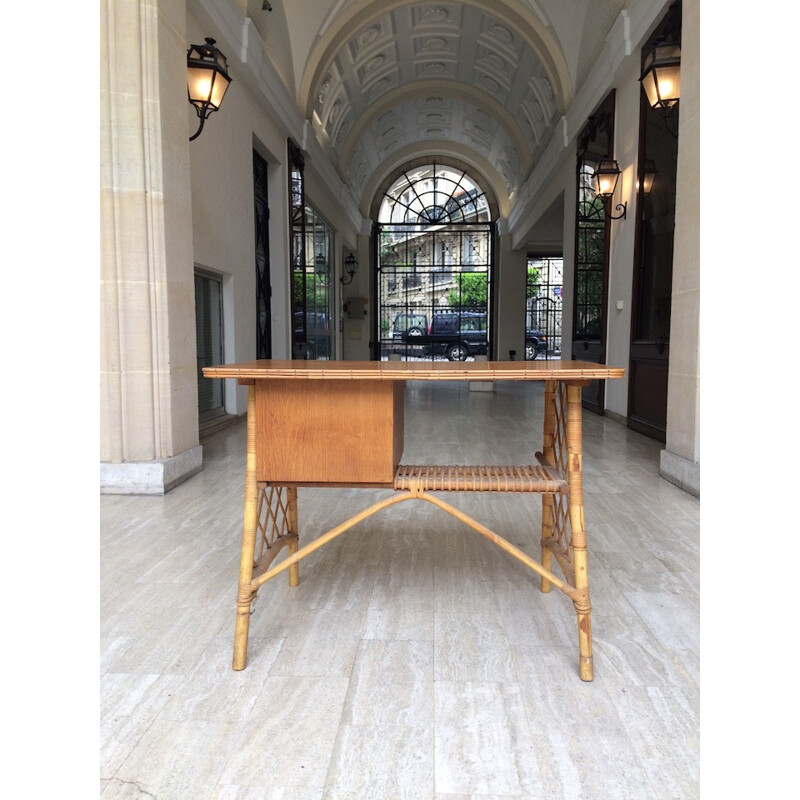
[494,225,527,362]
[661,0,700,497]
[100,0,202,493]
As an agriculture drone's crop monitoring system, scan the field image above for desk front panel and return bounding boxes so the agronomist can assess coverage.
[255,378,404,484]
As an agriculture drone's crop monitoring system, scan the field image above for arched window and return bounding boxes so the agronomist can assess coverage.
[378,164,491,225]
[375,164,494,362]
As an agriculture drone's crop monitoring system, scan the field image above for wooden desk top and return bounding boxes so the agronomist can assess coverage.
[203,359,625,382]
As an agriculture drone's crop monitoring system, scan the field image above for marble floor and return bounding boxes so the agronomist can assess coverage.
[100,380,699,799]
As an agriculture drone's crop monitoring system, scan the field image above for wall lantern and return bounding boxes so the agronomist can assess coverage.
[341,254,358,285]
[641,159,657,196]
[314,245,331,285]
[640,42,681,113]
[187,37,232,141]
[593,160,627,220]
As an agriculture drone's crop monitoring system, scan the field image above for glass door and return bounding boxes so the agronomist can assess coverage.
[195,270,224,420]
[572,92,615,413]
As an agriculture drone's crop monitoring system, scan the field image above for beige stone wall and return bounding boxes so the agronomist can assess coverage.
[100,0,201,490]
[341,233,372,361]
[494,234,528,362]
[185,6,366,410]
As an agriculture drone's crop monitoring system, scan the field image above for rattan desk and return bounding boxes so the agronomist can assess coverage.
[203,359,625,681]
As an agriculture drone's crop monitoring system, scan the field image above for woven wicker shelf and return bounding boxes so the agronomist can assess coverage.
[394,464,568,494]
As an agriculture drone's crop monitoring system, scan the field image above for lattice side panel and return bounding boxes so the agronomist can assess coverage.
[255,486,292,564]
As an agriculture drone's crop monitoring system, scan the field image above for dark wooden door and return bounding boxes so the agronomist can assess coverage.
[254,150,272,359]
[627,6,681,442]
[628,212,673,441]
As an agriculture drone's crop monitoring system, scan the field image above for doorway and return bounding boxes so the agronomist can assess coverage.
[194,270,224,422]
[572,92,616,413]
[254,150,272,359]
[628,2,681,441]
[526,257,563,360]
[374,163,494,362]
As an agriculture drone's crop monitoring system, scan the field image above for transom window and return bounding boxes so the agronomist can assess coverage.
[379,164,491,225]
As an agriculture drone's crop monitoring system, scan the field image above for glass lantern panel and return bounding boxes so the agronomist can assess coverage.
[188,67,214,105]
[209,73,231,109]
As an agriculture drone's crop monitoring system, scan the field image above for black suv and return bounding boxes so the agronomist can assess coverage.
[403,311,547,361]
[293,311,331,358]
[524,331,547,360]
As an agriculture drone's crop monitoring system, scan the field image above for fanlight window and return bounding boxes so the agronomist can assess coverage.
[379,164,491,224]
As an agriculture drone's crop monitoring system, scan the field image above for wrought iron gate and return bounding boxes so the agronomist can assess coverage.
[526,257,563,360]
[374,164,494,362]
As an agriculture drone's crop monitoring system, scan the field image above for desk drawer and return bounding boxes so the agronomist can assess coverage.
[255,379,404,484]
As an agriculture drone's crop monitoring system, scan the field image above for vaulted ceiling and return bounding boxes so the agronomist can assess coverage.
[245,0,629,215]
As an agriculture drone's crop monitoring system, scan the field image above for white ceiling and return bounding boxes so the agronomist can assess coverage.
[246,0,629,214]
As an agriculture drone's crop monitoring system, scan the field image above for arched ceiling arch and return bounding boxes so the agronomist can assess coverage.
[366,149,505,220]
[298,0,572,218]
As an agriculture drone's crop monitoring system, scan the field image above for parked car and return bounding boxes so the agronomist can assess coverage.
[525,330,547,360]
[293,310,331,358]
[403,311,484,361]
[390,311,428,342]
[403,311,547,361]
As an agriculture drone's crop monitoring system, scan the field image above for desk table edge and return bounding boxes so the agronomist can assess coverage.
[203,360,625,383]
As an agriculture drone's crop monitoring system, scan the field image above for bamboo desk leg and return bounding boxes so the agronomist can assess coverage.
[539,380,557,594]
[233,386,258,670]
[538,380,593,680]
[232,386,300,671]
[566,383,593,681]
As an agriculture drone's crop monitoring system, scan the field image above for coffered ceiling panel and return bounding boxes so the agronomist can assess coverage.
[248,0,634,214]
[297,0,569,209]
[346,94,524,200]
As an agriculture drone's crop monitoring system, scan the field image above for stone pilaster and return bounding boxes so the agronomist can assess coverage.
[100,0,202,493]
[661,0,700,497]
